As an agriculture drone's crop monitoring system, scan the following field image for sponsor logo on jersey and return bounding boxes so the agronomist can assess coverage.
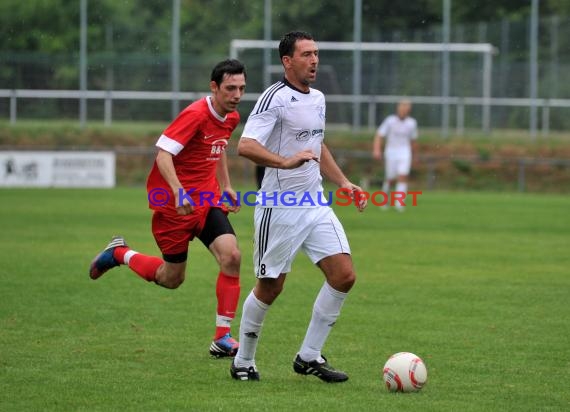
[207,138,228,159]
[295,129,323,141]
[290,96,299,102]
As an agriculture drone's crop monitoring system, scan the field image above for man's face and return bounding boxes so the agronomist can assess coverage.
[397,102,411,119]
[210,73,246,115]
[284,39,319,87]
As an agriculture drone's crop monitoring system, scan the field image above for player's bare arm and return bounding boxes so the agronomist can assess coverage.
[155,149,193,215]
[411,140,419,163]
[372,133,383,160]
[320,143,367,212]
[216,152,240,213]
[238,137,318,169]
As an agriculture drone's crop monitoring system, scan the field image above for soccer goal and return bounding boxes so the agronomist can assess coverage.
[230,39,497,133]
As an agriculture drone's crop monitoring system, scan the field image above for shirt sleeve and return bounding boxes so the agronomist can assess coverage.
[241,108,280,147]
[410,119,419,140]
[377,116,391,137]
[156,109,203,155]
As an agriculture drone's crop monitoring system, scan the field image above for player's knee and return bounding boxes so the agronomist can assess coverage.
[336,269,356,292]
[346,270,357,287]
[219,247,241,273]
[160,272,185,289]
[255,280,283,304]
[261,289,281,304]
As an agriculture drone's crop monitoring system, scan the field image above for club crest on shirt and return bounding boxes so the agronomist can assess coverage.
[296,130,311,141]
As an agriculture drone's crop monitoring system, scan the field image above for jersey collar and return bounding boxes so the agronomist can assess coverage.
[283,77,310,95]
[206,96,227,122]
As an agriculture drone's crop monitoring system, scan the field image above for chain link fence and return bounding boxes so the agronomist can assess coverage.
[1,14,570,132]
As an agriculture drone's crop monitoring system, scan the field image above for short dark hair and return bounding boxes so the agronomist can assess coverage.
[210,59,247,86]
[279,31,314,59]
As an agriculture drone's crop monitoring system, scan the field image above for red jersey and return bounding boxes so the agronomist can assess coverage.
[146,96,240,212]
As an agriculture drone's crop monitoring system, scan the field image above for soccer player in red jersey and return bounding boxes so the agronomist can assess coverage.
[89,59,247,358]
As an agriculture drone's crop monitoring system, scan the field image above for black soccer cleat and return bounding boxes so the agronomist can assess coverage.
[293,354,349,383]
[230,360,260,381]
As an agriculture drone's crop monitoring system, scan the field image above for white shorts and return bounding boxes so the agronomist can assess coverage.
[253,206,351,278]
[385,151,411,180]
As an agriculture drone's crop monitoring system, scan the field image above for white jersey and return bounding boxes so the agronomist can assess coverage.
[377,114,418,154]
[241,79,326,208]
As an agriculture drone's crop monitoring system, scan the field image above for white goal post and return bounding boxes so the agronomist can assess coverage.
[230,39,497,54]
[230,39,498,133]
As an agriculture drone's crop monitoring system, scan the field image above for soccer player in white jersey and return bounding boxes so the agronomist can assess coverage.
[372,100,418,210]
[230,31,367,383]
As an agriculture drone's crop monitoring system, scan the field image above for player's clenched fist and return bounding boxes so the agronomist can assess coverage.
[175,192,194,215]
[224,187,241,213]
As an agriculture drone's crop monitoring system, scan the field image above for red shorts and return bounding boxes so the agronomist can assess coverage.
[151,206,211,257]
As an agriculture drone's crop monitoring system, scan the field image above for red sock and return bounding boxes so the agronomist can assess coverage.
[128,254,163,282]
[113,246,129,264]
[215,272,240,340]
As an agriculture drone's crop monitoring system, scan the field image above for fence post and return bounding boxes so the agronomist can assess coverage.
[529,0,539,140]
[263,0,272,88]
[105,23,114,126]
[10,90,17,124]
[427,157,436,190]
[482,50,492,135]
[441,0,451,139]
[456,99,465,136]
[79,0,88,128]
[104,91,112,126]
[541,103,550,138]
[368,101,376,130]
[352,0,362,131]
[171,0,181,118]
[518,159,526,192]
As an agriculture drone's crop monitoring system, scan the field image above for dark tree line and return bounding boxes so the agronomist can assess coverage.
[0,0,568,92]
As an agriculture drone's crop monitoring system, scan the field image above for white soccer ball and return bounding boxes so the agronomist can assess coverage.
[382,352,428,392]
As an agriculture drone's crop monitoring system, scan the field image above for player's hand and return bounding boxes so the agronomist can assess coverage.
[281,150,319,169]
[224,187,241,213]
[340,181,368,212]
[175,191,194,215]
[373,150,382,161]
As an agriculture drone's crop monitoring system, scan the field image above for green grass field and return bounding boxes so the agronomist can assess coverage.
[1,188,569,411]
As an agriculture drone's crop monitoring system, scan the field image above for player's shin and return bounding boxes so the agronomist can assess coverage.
[234,291,269,368]
[298,282,347,362]
[395,182,407,209]
[113,246,163,282]
[382,180,391,194]
[215,272,240,339]
[395,182,407,195]
[381,180,391,209]
[127,254,163,282]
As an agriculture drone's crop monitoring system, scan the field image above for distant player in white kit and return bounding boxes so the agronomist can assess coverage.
[372,100,418,210]
[230,31,366,383]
